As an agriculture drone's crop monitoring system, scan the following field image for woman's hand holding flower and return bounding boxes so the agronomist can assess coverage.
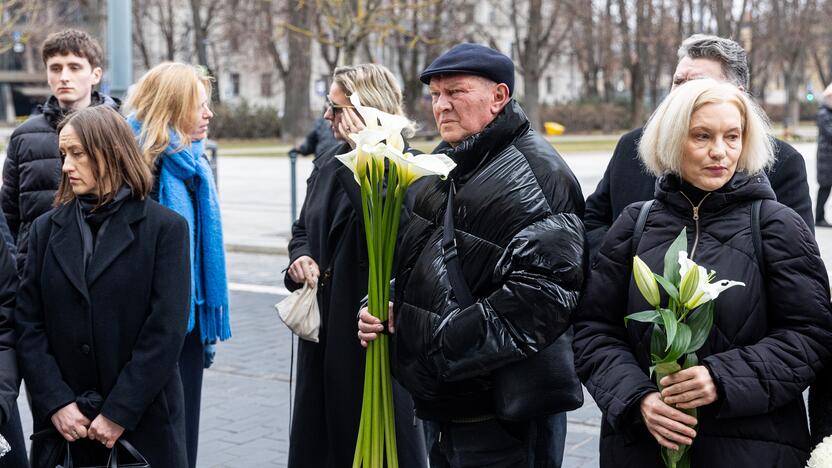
[640,392,698,450]
[660,365,718,409]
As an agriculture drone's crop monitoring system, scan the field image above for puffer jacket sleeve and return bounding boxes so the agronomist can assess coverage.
[702,202,832,419]
[1,135,21,241]
[572,205,658,431]
[429,186,586,382]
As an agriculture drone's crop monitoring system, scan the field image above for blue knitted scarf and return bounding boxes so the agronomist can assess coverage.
[128,115,231,342]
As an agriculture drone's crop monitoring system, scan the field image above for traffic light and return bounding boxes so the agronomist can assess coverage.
[807,91,815,102]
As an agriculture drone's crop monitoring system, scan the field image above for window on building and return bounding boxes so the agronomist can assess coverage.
[546,76,553,94]
[261,73,272,97]
[230,73,241,97]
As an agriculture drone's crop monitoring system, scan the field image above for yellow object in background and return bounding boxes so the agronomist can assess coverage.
[544,121,565,136]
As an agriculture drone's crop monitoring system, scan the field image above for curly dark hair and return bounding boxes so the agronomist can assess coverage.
[42,29,103,69]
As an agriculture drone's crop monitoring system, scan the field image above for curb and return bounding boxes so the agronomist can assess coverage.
[225,243,289,255]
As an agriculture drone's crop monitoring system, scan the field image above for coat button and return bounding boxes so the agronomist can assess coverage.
[80,344,90,355]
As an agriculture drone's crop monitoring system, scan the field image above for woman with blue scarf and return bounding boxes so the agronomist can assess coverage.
[124,62,230,468]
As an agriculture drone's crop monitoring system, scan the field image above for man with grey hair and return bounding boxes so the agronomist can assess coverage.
[584,33,813,258]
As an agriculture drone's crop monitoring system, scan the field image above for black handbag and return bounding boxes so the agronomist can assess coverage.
[441,181,584,421]
[56,439,150,468]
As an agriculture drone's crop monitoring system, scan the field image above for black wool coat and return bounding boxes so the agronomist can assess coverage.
[392,100,586,421]
[573,173,832,467]
[584,127,814,260]
[0,92,120,273]
[0,237,17,423]
[816,105,832,187]
[284,143,426,468]
[16,196,191,468]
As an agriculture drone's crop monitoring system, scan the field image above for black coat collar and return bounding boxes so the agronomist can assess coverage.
[655,172,776,216]
[49,197,147,299]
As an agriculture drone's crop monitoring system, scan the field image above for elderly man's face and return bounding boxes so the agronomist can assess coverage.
[671,56,727,90]
[429,75,507,145]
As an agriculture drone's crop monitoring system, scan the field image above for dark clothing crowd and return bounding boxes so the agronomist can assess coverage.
[0,30,831,468]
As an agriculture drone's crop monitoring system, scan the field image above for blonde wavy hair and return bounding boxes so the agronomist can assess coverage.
[332,63,415,137]
[639,78,774,177]
[124,62,213,166]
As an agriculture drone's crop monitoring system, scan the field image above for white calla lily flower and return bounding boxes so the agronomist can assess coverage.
[385,148,457,186]
[678,251,745,309]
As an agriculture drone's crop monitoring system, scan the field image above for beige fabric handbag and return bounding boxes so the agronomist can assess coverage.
[276,283,320,342]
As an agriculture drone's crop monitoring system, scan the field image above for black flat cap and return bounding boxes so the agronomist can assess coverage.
[420,43,515,96]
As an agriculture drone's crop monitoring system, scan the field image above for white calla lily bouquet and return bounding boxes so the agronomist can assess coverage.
[338,94,456,468]
[627,228,744,468]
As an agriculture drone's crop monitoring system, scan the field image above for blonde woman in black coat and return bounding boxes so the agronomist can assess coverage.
[16,107,191,467]
[573,79,832,467]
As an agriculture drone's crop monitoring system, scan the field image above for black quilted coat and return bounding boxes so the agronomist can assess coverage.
[391,100,587,421]
[573,173,832,467]
[1,92,120,272]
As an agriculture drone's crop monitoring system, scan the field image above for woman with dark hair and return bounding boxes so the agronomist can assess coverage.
[16,106,191,467]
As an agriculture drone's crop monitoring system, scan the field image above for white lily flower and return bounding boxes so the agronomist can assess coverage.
[678,251,745,309]
[385,147,457,187]
[349,93,410,152]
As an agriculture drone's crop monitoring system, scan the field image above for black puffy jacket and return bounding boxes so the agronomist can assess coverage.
[1,92,120,272]
[573,173,832,467]
[392,100,586,421]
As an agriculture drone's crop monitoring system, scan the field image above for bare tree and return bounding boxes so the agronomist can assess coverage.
[617,0,649,126]
[506,0,575,130]
[189,0,224,101]
[767,0,818,131]
[390,0,452,118]
[572,1,603,99]
[254,0,313,139]
[0,0,42,55]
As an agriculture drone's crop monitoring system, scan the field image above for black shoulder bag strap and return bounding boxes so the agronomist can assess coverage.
[751,199,765,276]
[631,199,655,258]
[442,181,475,308]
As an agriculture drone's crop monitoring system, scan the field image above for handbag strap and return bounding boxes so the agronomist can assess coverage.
[107,439,149,468]
[631,199,654,258]
[442,182,475,308]
[63,441,74,468]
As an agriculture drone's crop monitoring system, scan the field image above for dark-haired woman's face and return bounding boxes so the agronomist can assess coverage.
[187,82,213,141]
[59,125,99,196]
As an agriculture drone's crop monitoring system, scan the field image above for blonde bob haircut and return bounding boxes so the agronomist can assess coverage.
[124,62,213,166]
[332,63,415,137]
[638,78,774,177]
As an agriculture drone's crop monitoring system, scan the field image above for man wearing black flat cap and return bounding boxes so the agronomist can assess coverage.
[358,43,586,467]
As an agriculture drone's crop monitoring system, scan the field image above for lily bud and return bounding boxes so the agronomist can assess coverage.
[633,256,660,308]
[678,262,700,305]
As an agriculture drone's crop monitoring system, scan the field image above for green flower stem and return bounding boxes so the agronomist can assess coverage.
[353,158,404,467]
